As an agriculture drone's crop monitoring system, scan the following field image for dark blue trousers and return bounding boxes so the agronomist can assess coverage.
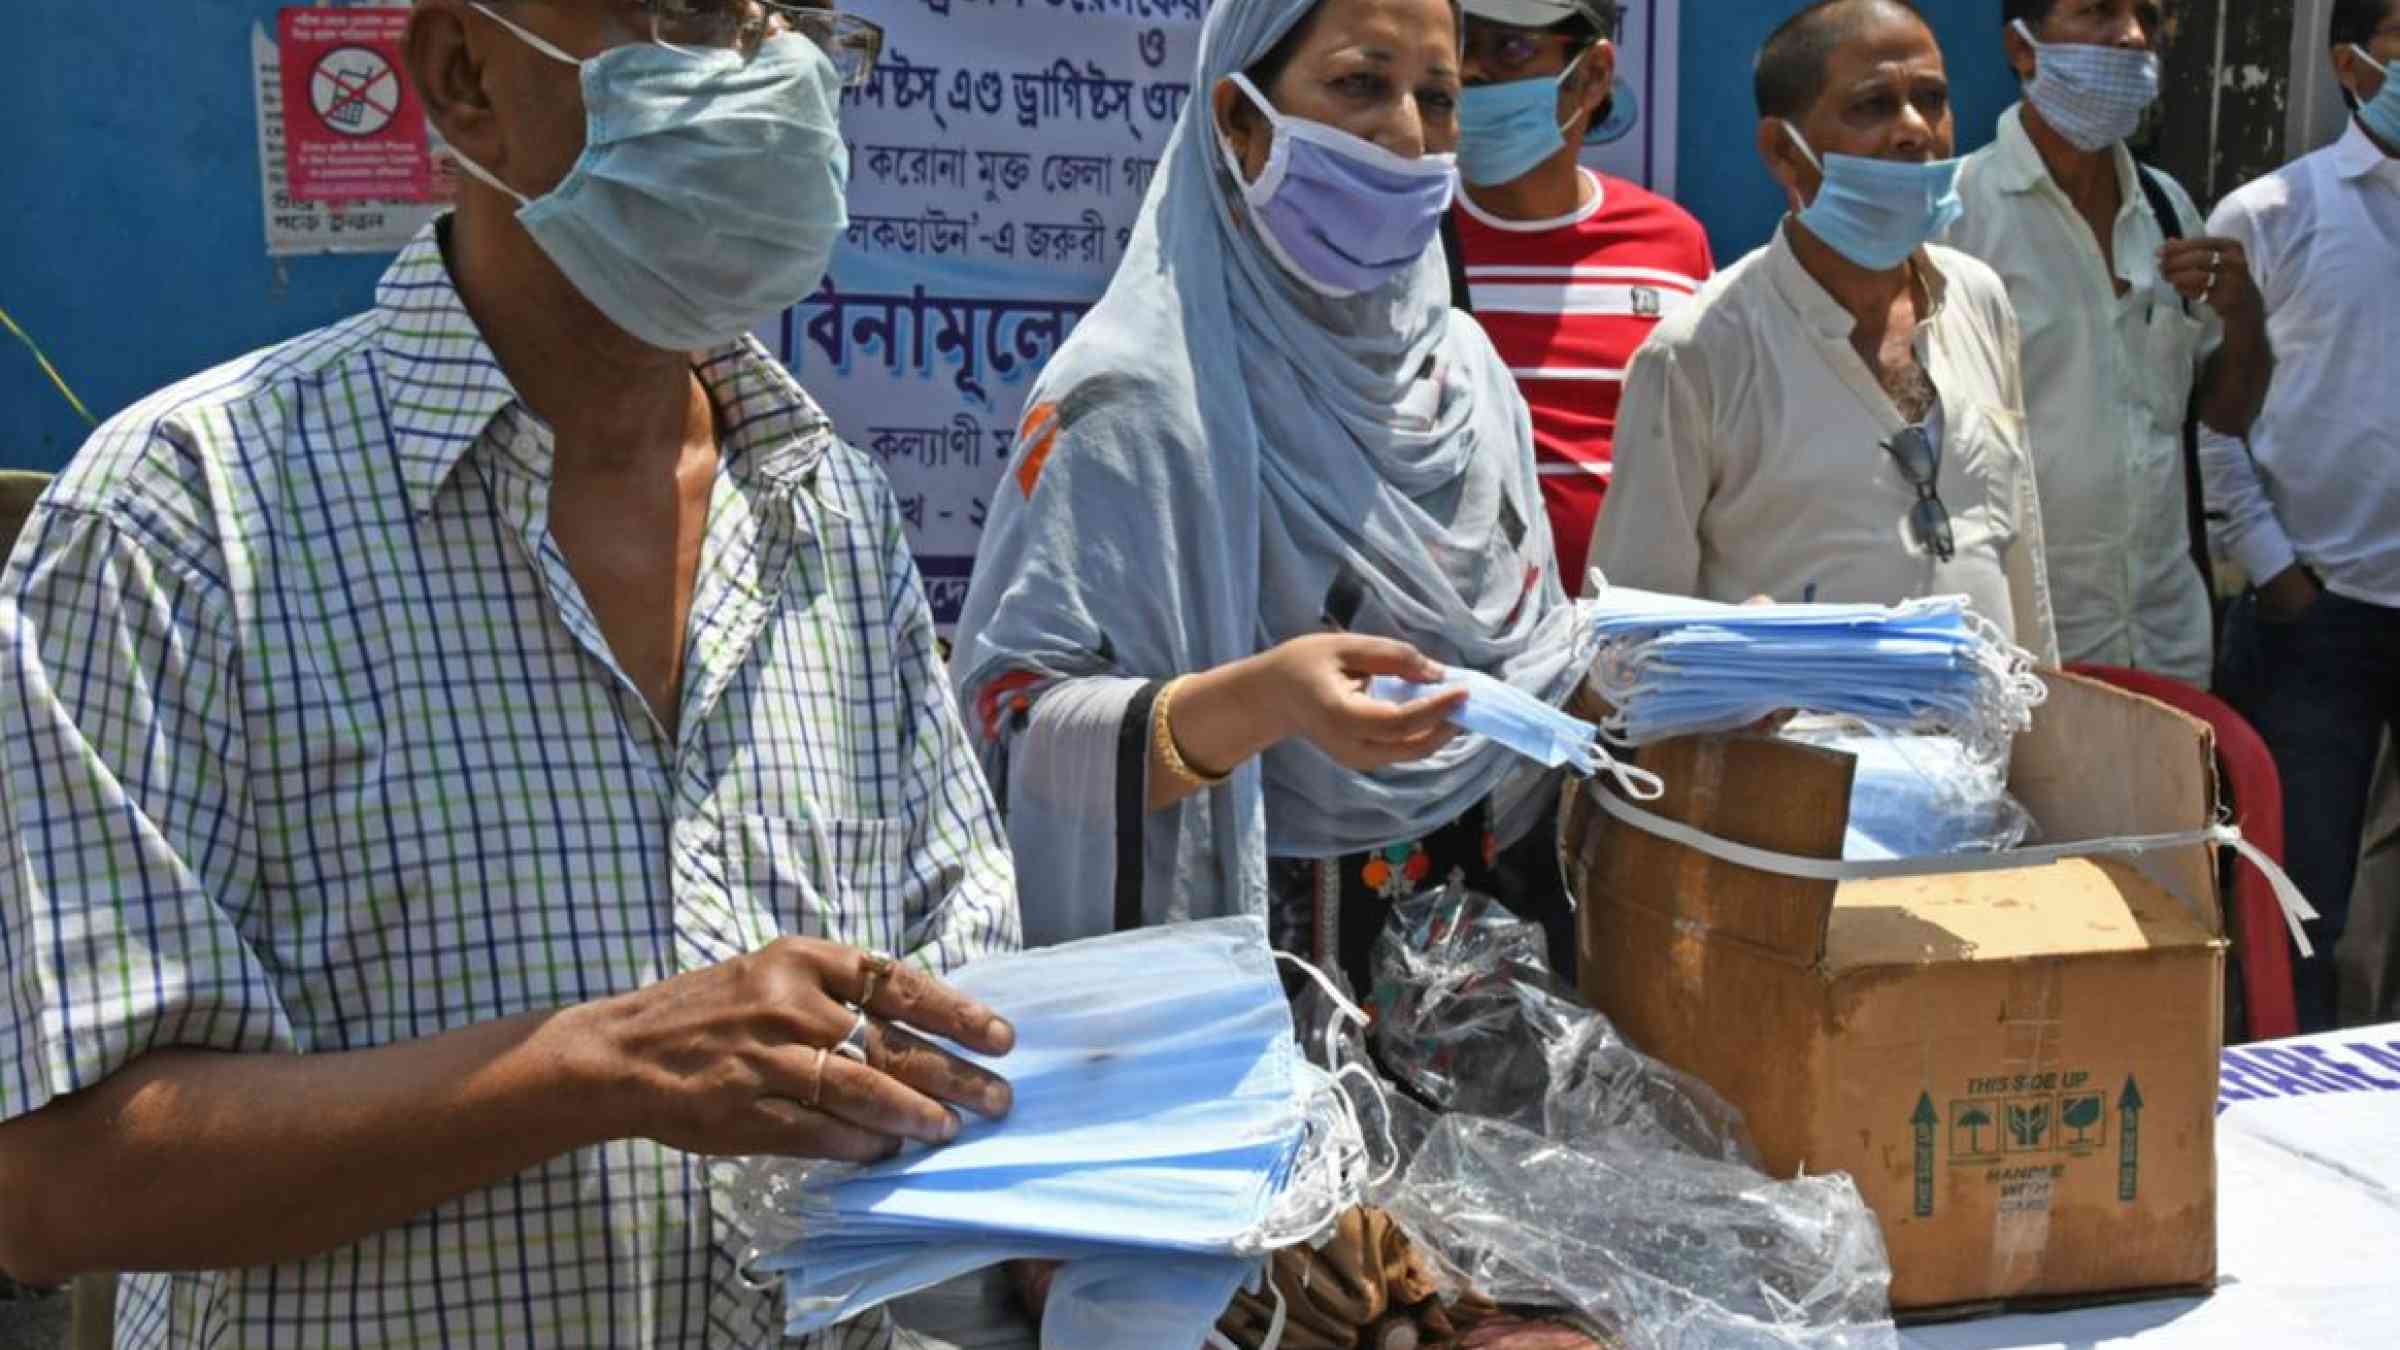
[2219,588,2400,1032]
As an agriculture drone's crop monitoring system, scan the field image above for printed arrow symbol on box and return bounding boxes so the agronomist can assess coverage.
[2118,1075,2144,1202]
[1912,1092,1937,1217]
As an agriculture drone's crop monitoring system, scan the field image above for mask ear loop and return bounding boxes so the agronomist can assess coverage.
[1276,953,1402,1193]
[1570,738,1665,802]
[1270,953,1402,1207]
[470,1,583,65]
[1552,42,1596,139]
[453,3,586,207]
[1216,71,1294,205]
[1779,119,1824,213]
[1204,1264,1289,1350]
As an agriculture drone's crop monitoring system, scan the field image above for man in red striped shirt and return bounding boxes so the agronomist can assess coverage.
[1453,0,1714,593]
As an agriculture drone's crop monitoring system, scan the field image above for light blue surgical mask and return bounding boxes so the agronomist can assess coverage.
[1045,1254,1264,1350]
[453,4,850,351]
[1457,46,1593,188]
[1780,122,1965,273]
[1218,72,1458,297]
[2014,19,2161,152]
[2351,45,2400,148]
[1369,667,1664,800]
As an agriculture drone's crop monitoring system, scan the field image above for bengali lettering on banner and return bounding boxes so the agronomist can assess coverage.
[782,0,1679,627]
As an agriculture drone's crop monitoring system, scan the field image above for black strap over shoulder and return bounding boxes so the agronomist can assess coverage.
[2134,163,2185,243]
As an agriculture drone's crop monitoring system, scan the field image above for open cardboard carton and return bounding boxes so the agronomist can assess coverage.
[1560,672,2225,1317]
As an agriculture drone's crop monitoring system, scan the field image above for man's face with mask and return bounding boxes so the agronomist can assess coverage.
[1767,4,1954,207]
[2340,1,2400,111]
[1460,16,1613,138]
[413,0,823,209]
[405,0,858,351]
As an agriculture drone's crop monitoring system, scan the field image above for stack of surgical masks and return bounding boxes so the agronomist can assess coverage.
[733,917,1380,1347]
[1583,583,2047,764]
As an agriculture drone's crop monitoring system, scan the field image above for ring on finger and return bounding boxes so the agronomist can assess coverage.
[857,952,895,1009]
[833,1008,873,1064]
[806,1045,831,1107]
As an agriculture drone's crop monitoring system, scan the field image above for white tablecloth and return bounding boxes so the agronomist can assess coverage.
[1902,1024,2400,1348]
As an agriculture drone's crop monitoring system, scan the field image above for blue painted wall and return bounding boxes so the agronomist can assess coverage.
[0,0,2023,473]
[2,0,390,472]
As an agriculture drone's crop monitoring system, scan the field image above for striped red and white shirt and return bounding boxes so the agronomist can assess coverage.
[1455,169,1713,593]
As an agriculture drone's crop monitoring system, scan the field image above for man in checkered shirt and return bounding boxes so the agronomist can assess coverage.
[0,2,1023,1345]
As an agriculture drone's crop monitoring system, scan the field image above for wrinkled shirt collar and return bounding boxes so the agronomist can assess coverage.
[373,219,833,518]
[1767,219,1953,341]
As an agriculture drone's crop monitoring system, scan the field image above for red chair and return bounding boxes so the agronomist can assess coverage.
[2068,664,2299,1042]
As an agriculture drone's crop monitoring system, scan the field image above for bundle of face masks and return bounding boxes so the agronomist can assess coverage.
[1582,583,2048,766]
[732,917,1383,1347]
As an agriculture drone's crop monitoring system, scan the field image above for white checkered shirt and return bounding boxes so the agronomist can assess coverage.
[0,224,1020,1348]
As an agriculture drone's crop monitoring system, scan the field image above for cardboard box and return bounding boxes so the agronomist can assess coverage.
[1561,673,2226,1316]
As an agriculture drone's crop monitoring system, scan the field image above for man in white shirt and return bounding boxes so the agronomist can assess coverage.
[2204,0,2400,1031]
[1948,0,2273,686]
[1589,0,2058,662]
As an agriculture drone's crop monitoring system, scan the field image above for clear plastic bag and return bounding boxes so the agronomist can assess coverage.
[1368,879,1757,1164]
[1780,718,2037,861]
[1384,1115,1897,1348]
[1364,880,1554,1123]
[1359,877,1898,1348]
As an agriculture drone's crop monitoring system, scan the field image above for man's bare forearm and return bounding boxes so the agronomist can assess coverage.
[0,1003,612,1285]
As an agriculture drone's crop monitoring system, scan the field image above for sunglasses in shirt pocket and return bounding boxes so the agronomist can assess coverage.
[725,812,921,959]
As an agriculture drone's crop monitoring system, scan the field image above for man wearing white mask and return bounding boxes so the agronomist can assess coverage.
[2203,0,2400,1031]
[0,4,1027,1347]
[1449,0,1713,592]
[1946,0,2273,687]
[1588,0,2057,659]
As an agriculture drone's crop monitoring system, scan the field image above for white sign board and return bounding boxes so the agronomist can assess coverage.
[252,21,447,257]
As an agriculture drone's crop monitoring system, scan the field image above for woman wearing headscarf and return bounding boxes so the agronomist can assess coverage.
[952,0,1595,999]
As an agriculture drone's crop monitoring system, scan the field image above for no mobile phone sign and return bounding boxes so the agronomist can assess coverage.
[278,7,437,203]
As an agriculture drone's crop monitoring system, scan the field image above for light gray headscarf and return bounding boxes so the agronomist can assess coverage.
[950,0,1592,944]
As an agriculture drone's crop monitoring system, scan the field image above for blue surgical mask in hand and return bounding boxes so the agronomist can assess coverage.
[734,918,1378,1345]
[1781,122,1965,272]
[2014,20,2161,151]
[452,4,851,351]
[1217,72,1458,297]
[1368,667,1665,800]
[1456,47,1592,187]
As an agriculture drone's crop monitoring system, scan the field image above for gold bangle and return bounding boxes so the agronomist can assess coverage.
[1154,677,1231,789]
